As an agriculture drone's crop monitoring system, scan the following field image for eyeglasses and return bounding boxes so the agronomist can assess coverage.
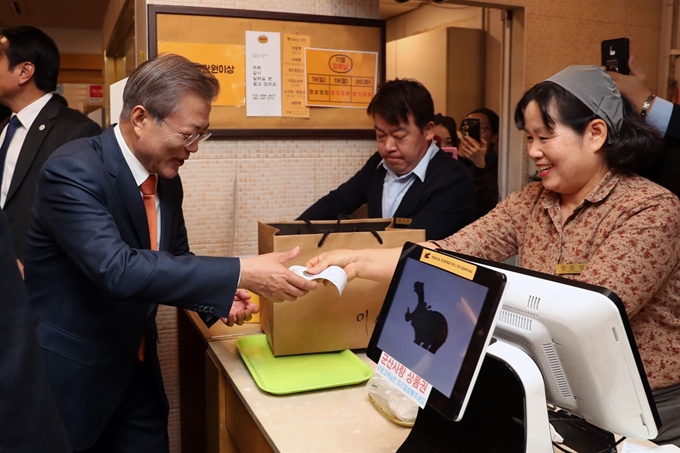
[152,113,211,147]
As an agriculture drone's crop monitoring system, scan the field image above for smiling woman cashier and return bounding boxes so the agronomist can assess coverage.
[306,66,680,446]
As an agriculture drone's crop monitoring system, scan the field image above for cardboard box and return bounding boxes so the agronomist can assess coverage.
[258,219,425,356]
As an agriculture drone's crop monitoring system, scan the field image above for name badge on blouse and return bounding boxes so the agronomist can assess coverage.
[555,263,587,276]
[394,217,412,226]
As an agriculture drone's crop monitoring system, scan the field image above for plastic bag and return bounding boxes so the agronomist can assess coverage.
[366,372,418,426]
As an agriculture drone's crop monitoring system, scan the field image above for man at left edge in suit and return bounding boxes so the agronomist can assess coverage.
[0,207,71,452]
[0,26,102,275]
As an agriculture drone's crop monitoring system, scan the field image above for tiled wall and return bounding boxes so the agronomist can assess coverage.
[141,1,662,452]
[180,139,376,256]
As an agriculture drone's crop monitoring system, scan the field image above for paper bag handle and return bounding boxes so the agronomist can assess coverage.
[301,217,384,248]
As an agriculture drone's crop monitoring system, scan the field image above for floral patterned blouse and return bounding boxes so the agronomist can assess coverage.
[434,171,680,390]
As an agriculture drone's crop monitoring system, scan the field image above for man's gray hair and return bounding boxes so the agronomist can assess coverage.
[120,53,220,121]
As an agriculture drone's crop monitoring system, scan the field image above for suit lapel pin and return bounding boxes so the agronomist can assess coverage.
[39,124,46,131]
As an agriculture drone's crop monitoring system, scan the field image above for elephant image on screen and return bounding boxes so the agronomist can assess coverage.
[376,258,489,397]
[405,281,449,353]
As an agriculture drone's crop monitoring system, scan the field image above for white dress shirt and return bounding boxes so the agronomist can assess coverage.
[0,93,52,207]
[646,96,674,137]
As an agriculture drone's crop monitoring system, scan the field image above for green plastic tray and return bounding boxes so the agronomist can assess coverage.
[235,334,372,395]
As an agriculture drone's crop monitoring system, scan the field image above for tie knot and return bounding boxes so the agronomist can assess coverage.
[8,115,21,128]
[140,175,156,196]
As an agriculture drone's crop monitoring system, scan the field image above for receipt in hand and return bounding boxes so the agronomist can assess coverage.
[289,265,348,296]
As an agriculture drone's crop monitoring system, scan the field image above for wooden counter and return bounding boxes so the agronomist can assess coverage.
[177,310,264,453]
[206,338,409,453]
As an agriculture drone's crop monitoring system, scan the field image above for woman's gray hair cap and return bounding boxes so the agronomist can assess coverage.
[546,65,623,136]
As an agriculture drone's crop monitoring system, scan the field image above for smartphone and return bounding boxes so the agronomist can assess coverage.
[461,118,481,143]
[601,37,630,75]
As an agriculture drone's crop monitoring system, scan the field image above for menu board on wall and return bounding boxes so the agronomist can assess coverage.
[304,48,378,109]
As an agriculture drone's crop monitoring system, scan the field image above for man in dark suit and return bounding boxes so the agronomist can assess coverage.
[609,56,680,197]
[297,79,475,240]
[24,54,317,452]
[0,208,71,452]
[0,26,102,271]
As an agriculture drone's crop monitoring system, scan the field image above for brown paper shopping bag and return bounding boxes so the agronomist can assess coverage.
[258,218,425,356]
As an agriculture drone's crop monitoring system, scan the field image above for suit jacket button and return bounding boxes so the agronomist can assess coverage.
[208,307,216,314]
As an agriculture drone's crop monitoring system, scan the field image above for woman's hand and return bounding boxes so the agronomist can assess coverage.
[305,249,362,281]
[305,247,402,284]
[458,135,488,168]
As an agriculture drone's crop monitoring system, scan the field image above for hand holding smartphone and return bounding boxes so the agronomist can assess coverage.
[461,118,481,143]
[601,37,630,75]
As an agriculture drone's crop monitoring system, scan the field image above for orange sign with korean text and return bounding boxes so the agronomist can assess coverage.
[304,48,378,108]
[158,41,245,107]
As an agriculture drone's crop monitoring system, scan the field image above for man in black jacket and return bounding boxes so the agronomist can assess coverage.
[0,209,71,452]
[0,26,102,273]
[298,78,475,240]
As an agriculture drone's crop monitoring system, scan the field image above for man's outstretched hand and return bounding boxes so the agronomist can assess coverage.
[221,288,259,327]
